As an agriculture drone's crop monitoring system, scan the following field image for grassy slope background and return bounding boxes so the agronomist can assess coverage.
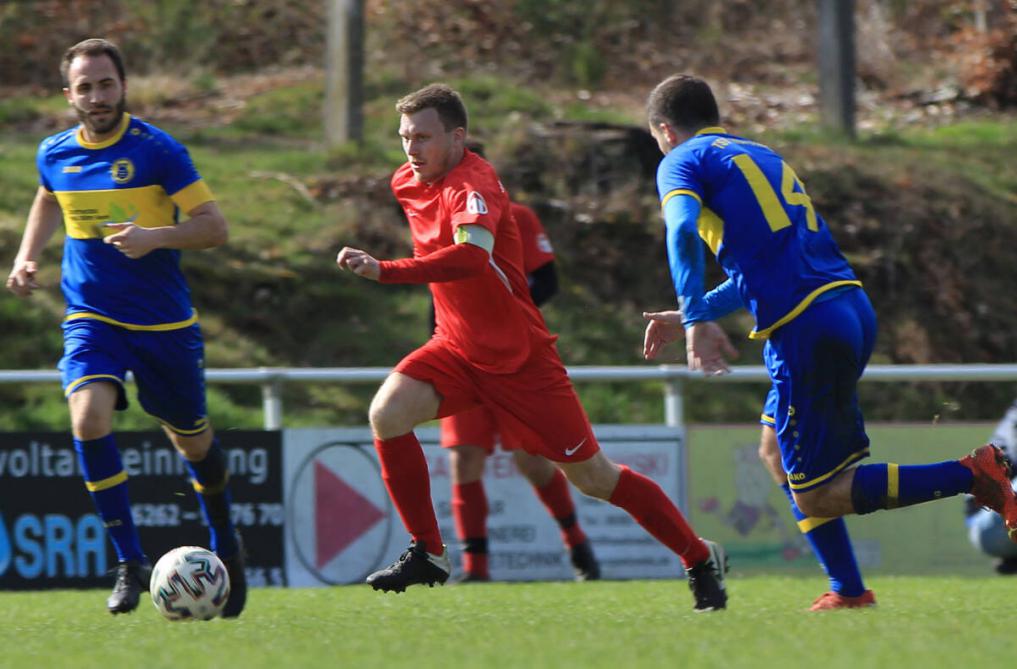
[0,1,1015,429]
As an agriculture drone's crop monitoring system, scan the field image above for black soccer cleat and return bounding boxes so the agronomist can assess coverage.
[570,541,601,581]
[686,539,728,612]
[366,542,451,593]
[107,560,152,615]
[220,531,247,618]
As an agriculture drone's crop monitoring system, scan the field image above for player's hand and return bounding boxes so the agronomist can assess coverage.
[6,260,40,297]
[103,222,160,259]
[642,310,685,360]
[336,246,380,281]
[686,321,738,375]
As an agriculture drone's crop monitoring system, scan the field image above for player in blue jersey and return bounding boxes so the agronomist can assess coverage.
[5,38,246,617]
[641,73,1017,608]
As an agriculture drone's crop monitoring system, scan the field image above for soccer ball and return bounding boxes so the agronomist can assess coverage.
[150,546,231,621]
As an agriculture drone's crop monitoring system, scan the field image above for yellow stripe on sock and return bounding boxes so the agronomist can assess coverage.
[85,470,128,492]
[887,463,900,508]
[797,516,836,533]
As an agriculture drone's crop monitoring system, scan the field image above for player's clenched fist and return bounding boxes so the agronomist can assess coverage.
[6,260,40,297]
[336,246,380,281]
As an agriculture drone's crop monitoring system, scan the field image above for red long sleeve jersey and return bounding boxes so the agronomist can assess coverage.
[387,150,555,373]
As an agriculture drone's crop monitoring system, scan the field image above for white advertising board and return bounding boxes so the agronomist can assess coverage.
[283,425,686,586]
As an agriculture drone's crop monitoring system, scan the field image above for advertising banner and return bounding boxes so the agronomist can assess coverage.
[283,425,686,586]
[686,423,992,575]
[0,431,284,590]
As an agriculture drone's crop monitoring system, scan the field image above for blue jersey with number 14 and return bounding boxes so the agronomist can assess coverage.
[656,127,860,339]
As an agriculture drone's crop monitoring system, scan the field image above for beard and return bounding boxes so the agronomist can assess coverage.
[75,95,127,136]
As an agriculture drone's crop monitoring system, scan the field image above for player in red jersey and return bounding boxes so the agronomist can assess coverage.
[337,83,727,611]
[437,143,599,582]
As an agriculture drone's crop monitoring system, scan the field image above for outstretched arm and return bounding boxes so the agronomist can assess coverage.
[6,187,63,297]
[336,225,492,284]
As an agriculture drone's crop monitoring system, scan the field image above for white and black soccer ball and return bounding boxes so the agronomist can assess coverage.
[150,546,231,621]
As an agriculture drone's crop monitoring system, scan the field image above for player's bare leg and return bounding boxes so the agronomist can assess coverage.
[70,382,150,614]
[559,451,727,611]
[513,451,600,580]
[366,373,451,592]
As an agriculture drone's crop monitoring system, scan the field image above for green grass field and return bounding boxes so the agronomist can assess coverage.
[0,576,1007,669]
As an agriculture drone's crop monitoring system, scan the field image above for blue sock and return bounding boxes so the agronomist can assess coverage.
[74,435,145,563]
[851,461,973,514]
[183,439,238,557]
[782,484,865,597]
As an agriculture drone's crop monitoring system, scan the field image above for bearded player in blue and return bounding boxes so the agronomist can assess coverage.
[5,38,246,617]
[641,74,1017,609]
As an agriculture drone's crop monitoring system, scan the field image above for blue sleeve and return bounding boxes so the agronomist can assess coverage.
[663,194,710,326]
[153,130,203,195]
[701,278,743,320]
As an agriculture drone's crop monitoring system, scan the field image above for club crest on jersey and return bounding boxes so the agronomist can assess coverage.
[466,191,488,215]
[110,159,135,184]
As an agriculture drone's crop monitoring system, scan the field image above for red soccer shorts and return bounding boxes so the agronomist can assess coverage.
[440,405,532,453]
[394,337,599,463]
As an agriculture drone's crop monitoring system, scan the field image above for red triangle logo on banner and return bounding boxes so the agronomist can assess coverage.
[315,460,384,568]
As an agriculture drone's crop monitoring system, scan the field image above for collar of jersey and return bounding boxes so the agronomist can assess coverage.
[694,126,728,137]
[76,113,132,150]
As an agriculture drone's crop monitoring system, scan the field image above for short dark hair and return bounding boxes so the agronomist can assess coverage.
[395,83,468,132]
[61,38,126,87]
[646,74,720,132]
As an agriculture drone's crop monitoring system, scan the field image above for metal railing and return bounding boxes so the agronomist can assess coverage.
[3,364,1017,430]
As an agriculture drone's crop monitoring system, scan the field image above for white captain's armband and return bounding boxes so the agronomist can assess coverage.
[453,225,494,254]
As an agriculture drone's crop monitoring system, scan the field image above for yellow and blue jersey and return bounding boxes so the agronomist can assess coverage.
[656,127,861,339]
[37,113,214,330]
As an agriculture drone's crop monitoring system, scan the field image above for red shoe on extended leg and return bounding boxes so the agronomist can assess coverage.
[810,590,876,612]
[960,444,1017,543]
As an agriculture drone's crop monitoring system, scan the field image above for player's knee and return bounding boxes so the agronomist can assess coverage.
[368,397,402,440]
[170,430,213,461]
[792,490,827,517]
[569,474,610,499]
[564,460,618,500]
[71,410,112,441]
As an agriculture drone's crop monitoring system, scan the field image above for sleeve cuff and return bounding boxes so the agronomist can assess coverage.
[170,180,215,213]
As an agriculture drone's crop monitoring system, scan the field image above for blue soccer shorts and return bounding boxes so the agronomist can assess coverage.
[59,318,209,435]
[762,287,877,492]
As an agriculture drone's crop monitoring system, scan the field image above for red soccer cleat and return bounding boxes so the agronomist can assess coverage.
[960,444,1017,543]
[809,590,876,612]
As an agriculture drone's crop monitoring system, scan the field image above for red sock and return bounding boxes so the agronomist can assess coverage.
[374,433,443,555]
[608,466,708,568]
[452,480,489,577]
[534,470,587,548]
